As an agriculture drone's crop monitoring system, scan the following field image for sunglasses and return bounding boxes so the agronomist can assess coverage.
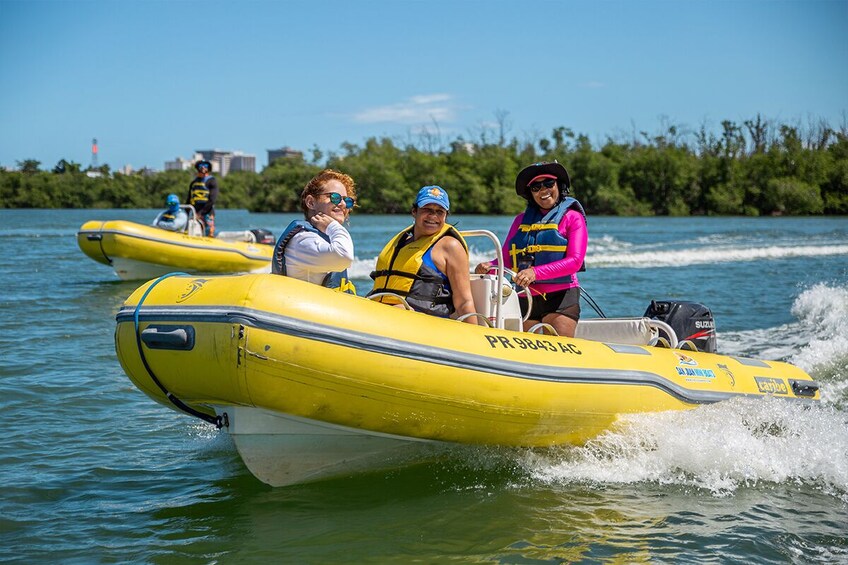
[320,192,355,208]
[528,179,557,192]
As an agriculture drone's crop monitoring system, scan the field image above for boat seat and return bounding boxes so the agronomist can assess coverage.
[575,317,674,346]
[217,230,256,243]
[179,205,204,237]
[469,274,523,331]
[187,219,204,237]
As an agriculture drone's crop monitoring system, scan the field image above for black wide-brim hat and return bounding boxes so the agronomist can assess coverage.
[515,161,571,200]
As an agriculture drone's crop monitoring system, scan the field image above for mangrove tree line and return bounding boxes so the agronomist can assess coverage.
[2,116,846,216]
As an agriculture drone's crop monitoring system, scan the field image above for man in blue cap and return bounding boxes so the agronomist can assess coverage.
[369,185,477,324]
[153,193,188,232]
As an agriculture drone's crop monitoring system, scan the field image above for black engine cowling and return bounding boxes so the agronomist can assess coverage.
[250,228,276,245]
[644,300,717,353]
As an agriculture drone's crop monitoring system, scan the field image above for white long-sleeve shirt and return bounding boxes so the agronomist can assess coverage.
[283,220,354,285]
[152,209,188,232]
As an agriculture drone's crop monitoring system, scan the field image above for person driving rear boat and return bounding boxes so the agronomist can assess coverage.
[474,161,587,337]
[272,169,356,294]
[152,193,188,232]
[187,160,218,237]
[369,185,477,324]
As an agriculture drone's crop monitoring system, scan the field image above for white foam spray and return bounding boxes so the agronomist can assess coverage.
[589,244,848,268]
[520,283,848,498]
[788,283,848,405]
[520,397,848,500]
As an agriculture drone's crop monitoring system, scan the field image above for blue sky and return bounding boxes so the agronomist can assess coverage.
[1,0,846,171]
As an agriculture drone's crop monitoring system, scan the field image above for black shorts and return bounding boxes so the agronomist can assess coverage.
[519,287,581,322]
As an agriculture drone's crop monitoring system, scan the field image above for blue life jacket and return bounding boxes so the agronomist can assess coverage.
[507,197,586,285]
[272,220,355,294]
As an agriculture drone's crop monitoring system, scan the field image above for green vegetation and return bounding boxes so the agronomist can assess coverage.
[3,116,846,215]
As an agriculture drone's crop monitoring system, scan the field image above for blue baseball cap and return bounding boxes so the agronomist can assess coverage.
[415,185,450,211]
[166,193,180,207]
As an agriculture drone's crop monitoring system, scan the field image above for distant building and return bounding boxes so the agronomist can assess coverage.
[166,150,256,176]
[164,156,198,171]
[229,152,256,174]
[450,141,476,155]
[195,149,228,174]
[267,146,304,165]
[195,149,256,176]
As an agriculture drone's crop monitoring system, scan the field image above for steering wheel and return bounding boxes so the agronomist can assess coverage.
[498,268,533,323]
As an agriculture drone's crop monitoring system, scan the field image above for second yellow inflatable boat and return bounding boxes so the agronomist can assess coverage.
[78,218,274,280]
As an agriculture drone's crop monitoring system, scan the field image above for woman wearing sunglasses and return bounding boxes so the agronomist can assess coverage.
[474,161,587,337]
[272,169,357,294]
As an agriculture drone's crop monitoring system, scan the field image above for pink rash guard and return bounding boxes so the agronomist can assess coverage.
[491,208,587,296]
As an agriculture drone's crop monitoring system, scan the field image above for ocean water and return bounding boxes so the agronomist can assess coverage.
[1,209,846,563]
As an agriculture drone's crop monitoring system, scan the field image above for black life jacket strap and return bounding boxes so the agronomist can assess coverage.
[370,269,444,283]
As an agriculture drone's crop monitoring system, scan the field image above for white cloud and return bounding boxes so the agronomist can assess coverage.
[409,94,452,104]
[353,94,457,124]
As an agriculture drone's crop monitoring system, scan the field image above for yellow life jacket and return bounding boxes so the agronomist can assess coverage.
[369,223,467,317]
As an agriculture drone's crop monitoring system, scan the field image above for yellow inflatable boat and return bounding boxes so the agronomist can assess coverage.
[78,215,274,280]
[115,266,820,487]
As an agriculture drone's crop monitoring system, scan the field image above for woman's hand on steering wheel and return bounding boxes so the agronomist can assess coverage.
[500,267,534,322]
[513,267,536,288]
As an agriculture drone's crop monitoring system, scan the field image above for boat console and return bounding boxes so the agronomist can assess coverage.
[461,230,717,351]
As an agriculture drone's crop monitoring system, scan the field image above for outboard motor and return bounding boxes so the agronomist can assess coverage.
[250,228,276,245]
[644,300,717,353]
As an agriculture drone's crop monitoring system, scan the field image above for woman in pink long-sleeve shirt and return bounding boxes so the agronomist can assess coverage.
[475,161,587,337]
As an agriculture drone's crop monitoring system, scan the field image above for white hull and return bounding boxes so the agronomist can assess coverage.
[215,406,447,487]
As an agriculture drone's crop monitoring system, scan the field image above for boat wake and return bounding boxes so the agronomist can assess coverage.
[788,283,848,401]
[347,242,848,279]
[176,278,846,496]
[719,283,848,405]
[511,283,848,498]
[516,396,848,500]
[577,243,847,269]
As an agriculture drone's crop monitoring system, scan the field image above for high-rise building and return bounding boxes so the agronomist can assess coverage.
[195,149,231,175]
[267,147,304,165]
[166,150,256,176]
[194,149,256,176]
[164,155,199,171]
[229,152,256,173]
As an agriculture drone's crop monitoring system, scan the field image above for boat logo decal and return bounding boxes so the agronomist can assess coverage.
[484,334,582,355]
[674,352,698,366]
[176,278,209,303]
[675,366,716,381]
[754,376,789,395]
[717,363,736,387]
